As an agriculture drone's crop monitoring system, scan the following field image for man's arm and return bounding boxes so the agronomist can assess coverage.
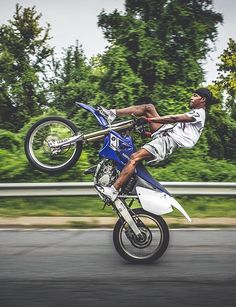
[147,114,195,124]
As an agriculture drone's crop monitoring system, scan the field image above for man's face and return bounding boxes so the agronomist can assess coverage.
[190,93,206,109]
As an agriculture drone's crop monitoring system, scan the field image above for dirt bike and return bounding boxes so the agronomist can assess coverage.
[24,102,191,263]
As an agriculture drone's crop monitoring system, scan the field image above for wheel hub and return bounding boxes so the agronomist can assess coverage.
[129,227,152,249]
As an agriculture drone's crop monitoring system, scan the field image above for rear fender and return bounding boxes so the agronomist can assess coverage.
[77,102,108,128]
[136,187,191,222]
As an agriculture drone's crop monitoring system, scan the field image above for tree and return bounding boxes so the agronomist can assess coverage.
[98,0,223,113]
[98,44,146,108]
[0,4,53,130]
[216,38,236,119]
[50,42,100,117]
[204,38,236,161]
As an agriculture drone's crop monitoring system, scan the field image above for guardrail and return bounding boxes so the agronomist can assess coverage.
[0,182,235,197]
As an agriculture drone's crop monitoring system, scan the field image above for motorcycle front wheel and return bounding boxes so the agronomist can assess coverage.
[24,116,83,174]
[113,208,169,263]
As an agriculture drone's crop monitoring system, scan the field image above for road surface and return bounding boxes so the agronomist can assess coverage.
[0,229,235,306]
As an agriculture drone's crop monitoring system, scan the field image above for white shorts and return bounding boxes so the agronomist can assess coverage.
[142,134,178,166]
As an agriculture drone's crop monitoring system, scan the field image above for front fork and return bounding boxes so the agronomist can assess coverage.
[113,199,142,238]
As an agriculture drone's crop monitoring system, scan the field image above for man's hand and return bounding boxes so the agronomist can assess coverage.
[136,116,150,125]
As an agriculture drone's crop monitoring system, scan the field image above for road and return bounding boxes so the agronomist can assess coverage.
[0,229,235,307]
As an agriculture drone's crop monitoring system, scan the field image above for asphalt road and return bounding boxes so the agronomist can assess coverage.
[0,229,235,307]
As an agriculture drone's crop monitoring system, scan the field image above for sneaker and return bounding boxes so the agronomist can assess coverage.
[97,105,116,124]
[96,185,119,201]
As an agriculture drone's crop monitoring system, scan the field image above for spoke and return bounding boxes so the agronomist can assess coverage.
[29,121,77,169]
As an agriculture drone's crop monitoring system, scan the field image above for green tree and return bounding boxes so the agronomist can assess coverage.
[204,39,236,161]
[206,106,236,160]
[50,42,99,117]
[216,38,236,119]
[49,43,106,164]
[98,44,146,108]
[98,0,223,113]
[0,4,53,131]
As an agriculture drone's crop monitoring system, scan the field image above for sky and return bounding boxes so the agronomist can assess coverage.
[0,0,235,84]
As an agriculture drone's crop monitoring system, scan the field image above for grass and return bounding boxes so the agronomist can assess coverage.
[0,195,235,218]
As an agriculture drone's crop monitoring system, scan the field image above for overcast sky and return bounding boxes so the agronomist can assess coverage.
[0,0,235,84]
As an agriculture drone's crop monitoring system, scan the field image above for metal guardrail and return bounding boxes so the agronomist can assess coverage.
[0,182,235,197]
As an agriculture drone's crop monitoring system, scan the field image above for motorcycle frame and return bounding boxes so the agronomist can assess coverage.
[50,120,134,148]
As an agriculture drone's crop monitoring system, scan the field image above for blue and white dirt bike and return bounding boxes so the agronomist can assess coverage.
[25,102,191,263]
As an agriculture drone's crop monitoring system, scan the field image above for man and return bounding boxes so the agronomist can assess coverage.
[97,88,212,201]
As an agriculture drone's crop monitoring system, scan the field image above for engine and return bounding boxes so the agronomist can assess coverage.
[94,159,119,187]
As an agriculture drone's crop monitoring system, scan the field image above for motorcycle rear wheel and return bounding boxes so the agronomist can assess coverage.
[24,116,83,174]
[113,208,169,263]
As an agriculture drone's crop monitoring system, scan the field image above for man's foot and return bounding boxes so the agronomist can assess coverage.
[97,105,116,124]
[96,185,119,201]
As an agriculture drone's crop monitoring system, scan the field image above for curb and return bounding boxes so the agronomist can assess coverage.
[0,217,236,228]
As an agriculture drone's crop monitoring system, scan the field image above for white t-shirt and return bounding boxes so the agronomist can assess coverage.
[152,108,206,148]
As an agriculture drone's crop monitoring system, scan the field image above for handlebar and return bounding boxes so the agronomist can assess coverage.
[131,115,151,138]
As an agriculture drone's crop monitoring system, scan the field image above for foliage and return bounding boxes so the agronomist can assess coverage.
[205,104,236,160]
[215,38,236,119]
[98,0,223,110]
[0,4,53,131]
[50,42,98,116]
[152,155,236,182]
[205,39,236,161]
[0,195,235,218]
[97,44,146,108]
[0,112,90,183]
[0,129,21,150]
[0,2,235,186]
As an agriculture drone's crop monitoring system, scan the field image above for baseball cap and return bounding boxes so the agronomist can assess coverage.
[195,88,212,104]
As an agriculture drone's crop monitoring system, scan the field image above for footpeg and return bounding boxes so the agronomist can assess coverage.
[84,165,97,175]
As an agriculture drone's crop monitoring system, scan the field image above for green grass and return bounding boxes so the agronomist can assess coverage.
[0,196,113,217]
[0,196,235,218]
[170,196,236,218]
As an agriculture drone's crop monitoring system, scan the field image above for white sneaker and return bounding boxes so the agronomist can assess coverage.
[97,106,116,124]
[96,185,119,201]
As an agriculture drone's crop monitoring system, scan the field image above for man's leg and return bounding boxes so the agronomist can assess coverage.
[96,148,153,201]
[113,148,152,190]
[116,104,163,133]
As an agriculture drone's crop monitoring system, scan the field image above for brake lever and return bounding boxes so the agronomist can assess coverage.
[131,114,147,125]
[131,113,138,122]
